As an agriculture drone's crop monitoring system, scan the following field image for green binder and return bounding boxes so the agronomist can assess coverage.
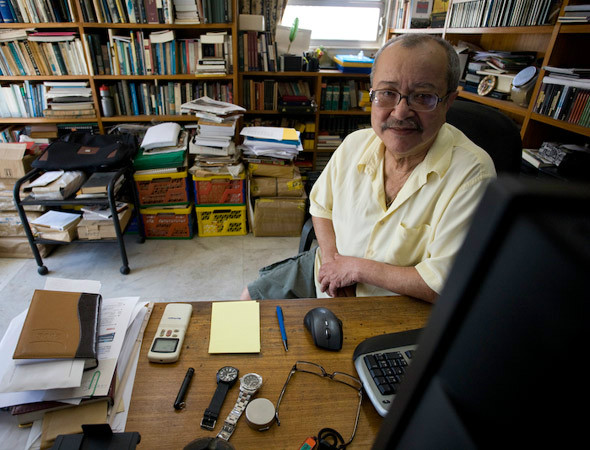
[133,148,186,170]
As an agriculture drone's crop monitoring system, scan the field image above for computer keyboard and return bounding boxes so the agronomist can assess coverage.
[353,329,423,417]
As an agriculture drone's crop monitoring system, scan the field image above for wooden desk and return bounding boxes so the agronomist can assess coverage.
[126,296,431,449]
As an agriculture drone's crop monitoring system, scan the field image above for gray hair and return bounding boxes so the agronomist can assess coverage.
[370,34,461,93]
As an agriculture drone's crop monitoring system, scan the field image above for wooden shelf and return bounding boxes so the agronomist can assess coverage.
[389,0,590,153]
[0,0,239,134]
[458,90,528,117]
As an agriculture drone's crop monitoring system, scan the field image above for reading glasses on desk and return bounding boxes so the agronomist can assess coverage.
[275,361,363,449]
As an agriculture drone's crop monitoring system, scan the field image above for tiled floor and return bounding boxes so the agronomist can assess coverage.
[0,234,300,338]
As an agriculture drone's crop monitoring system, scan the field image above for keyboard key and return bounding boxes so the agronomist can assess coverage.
[378,383,396,395]
[364,355,379,370]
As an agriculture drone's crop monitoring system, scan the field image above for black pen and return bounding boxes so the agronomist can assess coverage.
[174,367,194,410]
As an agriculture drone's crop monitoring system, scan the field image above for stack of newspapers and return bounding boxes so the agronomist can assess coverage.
[0,278,152,449]
[185,96,245,169]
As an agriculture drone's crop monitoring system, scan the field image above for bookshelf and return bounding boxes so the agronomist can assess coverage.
[238,70,371,171]
[0,0,239,135]
[389,0,590,150]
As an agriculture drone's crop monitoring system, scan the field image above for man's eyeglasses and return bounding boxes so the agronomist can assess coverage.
[370,88,452,111]
[275,361,363,449]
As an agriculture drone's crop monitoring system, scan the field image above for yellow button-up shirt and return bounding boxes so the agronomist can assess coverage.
[309,124,496,297]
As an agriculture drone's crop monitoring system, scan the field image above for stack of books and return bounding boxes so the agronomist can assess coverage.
[196,32,231,74]
[43,81,95,118]
[75,172,124,199]
[558,4,590,23]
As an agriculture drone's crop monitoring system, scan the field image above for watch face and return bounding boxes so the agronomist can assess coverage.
[241,373,263,390]
[218,366,239,383]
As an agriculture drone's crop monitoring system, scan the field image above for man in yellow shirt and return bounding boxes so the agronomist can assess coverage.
[242,34,496,303]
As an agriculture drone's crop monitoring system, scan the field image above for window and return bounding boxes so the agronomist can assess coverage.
[281,0,386,49]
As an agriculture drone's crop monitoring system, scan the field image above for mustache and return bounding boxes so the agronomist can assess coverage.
[381,118,423,132]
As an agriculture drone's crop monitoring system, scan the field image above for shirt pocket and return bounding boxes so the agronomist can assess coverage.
[391,223,432,266]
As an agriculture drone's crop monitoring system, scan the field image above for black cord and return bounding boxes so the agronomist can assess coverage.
[317,428,347,449]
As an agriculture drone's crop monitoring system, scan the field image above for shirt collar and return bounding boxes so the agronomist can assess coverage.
[357,124,454,180]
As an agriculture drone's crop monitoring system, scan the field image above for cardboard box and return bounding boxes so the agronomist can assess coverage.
[0,143,35,179]
[77,207,133,240]
[34,225,78,243]
[250,168,303,198]
[253,196,306,237]
[248,162,295,178]
[0,236,53,258]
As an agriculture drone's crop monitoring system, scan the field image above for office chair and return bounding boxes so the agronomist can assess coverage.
[298,99,523,253]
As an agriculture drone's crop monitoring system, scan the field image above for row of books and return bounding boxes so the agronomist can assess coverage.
[0,0,73,23]
[447,0,557,28]
[0,29,88,76]
[238,30,279,72]
[0,80,97,118]
[79,0,232,24]
[320,80,371,112]
[105,79,233,116]
[533,75,590,127]
[241,79,315,112]
[99,29,231,76]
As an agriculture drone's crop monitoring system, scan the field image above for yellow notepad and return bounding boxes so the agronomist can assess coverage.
[208,301,260,353]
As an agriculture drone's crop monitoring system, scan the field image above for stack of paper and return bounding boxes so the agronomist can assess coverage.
[185,97,245,169]
[0,278,152,448]
[239,126,303,160]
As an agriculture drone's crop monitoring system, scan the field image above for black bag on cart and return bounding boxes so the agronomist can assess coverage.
[32,132,138,171]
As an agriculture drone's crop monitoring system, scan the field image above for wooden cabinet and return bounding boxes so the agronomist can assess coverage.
[0,0,239,135]
[388,0,590,151]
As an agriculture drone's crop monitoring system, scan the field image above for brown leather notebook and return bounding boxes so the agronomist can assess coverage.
[13,290,101,370]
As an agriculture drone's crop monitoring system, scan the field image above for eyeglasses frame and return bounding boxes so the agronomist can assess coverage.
[369,88,453,112]
[274,360,363,447]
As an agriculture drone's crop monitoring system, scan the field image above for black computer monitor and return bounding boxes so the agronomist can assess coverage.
[373,175,590,449]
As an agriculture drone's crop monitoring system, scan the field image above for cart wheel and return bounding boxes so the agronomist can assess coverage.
[137,236,145,244]
[120,265,130,275]
[38,266,48,275]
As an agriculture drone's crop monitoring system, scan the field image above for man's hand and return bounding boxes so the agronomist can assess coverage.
[318,253,360,297]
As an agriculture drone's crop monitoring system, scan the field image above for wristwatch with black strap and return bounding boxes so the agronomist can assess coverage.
[216,373,263,441]
[201,366,239,430]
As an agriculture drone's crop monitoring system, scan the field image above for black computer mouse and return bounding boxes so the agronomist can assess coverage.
[303,307,343,351]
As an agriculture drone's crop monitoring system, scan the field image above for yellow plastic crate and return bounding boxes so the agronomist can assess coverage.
[195,205,247,237]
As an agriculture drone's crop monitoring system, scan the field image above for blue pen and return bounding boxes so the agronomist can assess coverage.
[276,306,288,351]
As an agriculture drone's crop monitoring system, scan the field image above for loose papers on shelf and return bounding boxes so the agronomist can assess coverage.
[180,96,246,116]
[208,301,260,353]
[239,126,302,160]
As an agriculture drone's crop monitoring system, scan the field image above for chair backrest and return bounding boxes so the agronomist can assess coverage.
[446,99,522,174]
